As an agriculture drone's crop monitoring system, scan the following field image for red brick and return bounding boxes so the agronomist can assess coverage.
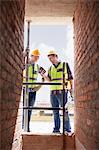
[74,1,99,150]
[0,1,25,150]
[22,134,75,150]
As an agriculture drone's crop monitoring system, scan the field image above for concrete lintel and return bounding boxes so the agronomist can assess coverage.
[25,17,73,25]
[25,0,77,24]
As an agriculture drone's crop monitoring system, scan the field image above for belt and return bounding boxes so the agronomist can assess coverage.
[51,90,64,95]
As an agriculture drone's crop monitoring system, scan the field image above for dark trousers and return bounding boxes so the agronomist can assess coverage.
[22,89,36,131]
[50,91,71,132]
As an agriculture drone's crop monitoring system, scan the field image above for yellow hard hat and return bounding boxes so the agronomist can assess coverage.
[47,50,58,56]
[31,49,40,56]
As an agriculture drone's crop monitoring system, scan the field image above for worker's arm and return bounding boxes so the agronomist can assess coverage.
[41,73,51,82]
[69,80,73,96]
[43,74,51,82]
[66,63,73,80]
[66,62,73,97]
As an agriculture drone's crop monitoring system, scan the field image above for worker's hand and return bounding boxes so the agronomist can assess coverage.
[40,72,46,78]
[33,85,42,92]
[42,77,45,82]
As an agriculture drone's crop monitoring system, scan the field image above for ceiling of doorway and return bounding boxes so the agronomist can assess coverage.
[25,0,77,25]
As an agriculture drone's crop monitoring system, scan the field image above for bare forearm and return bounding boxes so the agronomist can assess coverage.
[42,74,50,82]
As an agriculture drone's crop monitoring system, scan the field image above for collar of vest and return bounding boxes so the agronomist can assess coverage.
[53,61,61,68]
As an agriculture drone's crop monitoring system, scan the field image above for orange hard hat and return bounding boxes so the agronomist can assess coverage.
[31,49,40,56]
[47,50,58,56]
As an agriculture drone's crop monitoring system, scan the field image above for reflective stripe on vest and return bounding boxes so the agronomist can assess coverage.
[51,78,63,81]
[23,77,37,80]
[50,62,68,91]
[23,64,39,88]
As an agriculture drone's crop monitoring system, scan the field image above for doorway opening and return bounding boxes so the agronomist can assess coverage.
[23,18,74,134]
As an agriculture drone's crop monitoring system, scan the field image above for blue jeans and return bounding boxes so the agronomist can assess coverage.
[22,89,36,131]
[50,91,71,132]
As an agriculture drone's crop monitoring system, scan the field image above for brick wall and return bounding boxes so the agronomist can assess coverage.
[22,134,75,150]
[73,1,99,150]
[0,0,25,150]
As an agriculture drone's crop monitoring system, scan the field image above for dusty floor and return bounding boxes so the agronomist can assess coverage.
[30,115,74,134]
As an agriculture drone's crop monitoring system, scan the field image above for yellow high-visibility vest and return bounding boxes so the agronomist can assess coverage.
[23,64,39,88]
[48,62,69,91]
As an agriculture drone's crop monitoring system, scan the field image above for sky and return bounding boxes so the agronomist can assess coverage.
[24,23,74,104]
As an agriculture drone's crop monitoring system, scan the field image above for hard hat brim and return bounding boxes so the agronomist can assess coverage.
[31,54,40,57]
[47,54,57,56]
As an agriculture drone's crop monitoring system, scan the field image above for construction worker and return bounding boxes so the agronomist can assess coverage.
[23,49,46,132]
[41,50,73,134]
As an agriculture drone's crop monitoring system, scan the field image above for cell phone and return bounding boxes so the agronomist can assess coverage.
[38,67,46,74]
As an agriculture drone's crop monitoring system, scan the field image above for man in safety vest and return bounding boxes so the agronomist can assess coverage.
[23,49,46,132]
[42,50,73,134]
